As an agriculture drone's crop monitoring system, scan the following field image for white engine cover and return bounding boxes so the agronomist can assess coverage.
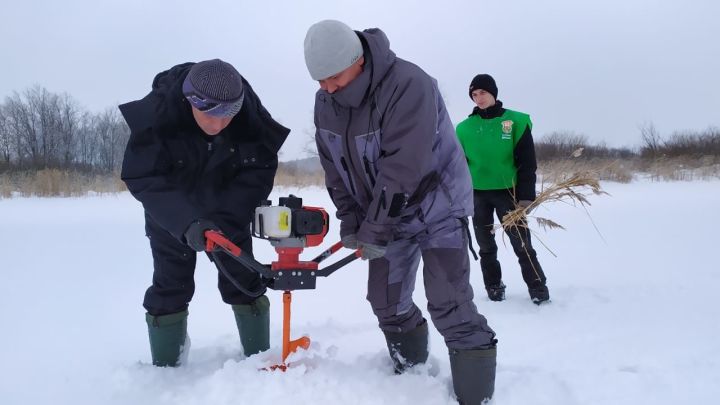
[254,206,292,238]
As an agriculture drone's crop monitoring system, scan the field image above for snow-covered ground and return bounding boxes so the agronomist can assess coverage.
[1,180,719,405]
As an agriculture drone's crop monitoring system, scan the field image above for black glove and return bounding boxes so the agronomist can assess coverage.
[184,219,221,252]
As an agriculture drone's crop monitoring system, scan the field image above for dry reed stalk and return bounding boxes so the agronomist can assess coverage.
[496,170,608,261]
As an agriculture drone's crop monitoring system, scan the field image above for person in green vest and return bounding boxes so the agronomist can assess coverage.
[455,74,549,304]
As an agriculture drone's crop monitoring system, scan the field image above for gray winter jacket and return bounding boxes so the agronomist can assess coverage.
[314,28,473,246]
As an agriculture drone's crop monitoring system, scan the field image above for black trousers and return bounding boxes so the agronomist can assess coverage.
[471,189,547,289]
[143,213,265,316]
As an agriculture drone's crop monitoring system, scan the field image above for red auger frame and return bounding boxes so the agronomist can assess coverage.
[204,230,360,371]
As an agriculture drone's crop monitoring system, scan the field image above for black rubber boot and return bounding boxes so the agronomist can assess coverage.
[383,319,429,374]
[529,285,550,305]
[450,346,497,404]
[486,281,506,302]
[146,310,189,367]
[232,295,270,356]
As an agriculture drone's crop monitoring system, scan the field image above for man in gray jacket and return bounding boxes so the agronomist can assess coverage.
[304,20,497,403]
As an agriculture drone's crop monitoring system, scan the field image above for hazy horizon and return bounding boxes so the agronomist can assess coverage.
[2,0,718,160]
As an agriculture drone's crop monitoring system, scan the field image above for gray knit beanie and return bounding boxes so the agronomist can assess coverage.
[182,59,244,117]
[304,20,363,81]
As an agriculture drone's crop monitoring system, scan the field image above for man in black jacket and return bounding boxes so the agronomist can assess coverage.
[120,59,289,367]
[456,74,549,305]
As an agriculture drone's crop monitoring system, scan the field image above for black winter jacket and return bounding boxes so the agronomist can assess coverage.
[119,63,289,242]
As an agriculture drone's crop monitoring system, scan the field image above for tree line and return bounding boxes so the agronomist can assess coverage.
[0,86,129,173]
[534,125,720,161]
[3,85,718,175]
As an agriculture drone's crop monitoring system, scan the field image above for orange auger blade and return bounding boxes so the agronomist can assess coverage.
[266,290,311,372]
[282,291,311,361]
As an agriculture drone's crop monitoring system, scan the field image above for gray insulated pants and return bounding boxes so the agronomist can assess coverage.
[367,217,496,350]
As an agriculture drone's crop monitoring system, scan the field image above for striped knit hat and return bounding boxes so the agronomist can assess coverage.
[182,59,244,117]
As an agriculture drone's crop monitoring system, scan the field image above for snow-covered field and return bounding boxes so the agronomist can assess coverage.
[1,180,719,405]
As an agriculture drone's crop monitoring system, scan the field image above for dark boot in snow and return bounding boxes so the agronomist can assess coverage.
[383,319,429,374]
[232,295,270,356]
[450,346,497,404]
[529,285,550,305]
[146,310,189,367]
[485,282,506,302]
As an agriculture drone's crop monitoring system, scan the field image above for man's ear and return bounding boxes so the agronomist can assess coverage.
[358,55,365,67]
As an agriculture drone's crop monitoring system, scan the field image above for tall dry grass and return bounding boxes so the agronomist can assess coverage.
[273,167,325,187]
[540,155,720,183]
[636,155,720,181]
[0,175,12,199]
[0,167,323,200]
[0,169,126,199]
[2,153,718,200]
[540,158,634,184]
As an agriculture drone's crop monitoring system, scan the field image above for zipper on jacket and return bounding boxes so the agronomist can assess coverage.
[339,108,360,196]
[363,156,376,187]
[342,109,361,194]
[341,157,357,195]
[374,186,386,221]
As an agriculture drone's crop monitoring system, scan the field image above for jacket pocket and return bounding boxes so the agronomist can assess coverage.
[318,128,357,197]
[353,130,381,190]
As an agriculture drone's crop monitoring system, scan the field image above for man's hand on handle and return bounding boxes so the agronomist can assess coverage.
[184,219,222,252]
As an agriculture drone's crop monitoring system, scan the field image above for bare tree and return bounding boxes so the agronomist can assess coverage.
[302,111,318,158]
[55,93,81,167]
[26,86,62,167]
[1,87,132,173]
[536,131,588,160]
[3,93,35,167]
[639,122,662,158]
[302,127,319,158]
[95,108,129,172]
[0,104,12,165]
[659,126,720,158]
[1,87,71,168]
[75,111,98,169]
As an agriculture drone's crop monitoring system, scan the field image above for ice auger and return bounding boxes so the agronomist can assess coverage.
[204,195,360,371]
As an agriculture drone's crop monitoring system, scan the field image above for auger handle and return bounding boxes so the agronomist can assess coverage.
[204,231,277,279]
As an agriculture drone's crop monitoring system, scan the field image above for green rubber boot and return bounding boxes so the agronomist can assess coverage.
[232,295,270,356]
[383,319,429,374]
[146,310,189,367]
[449,346,497,404]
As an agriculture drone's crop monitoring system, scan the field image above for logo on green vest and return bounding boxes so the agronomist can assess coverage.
[501,120,513,140]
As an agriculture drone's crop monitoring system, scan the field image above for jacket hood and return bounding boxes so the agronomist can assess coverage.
[119,62,195,135]
[326,28,396,108]
[360,28,396,96]
[150,63,195,132]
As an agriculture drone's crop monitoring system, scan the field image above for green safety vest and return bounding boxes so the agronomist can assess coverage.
[455,109,531,191]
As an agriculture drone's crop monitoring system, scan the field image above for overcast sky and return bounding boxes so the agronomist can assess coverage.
[2,0,718,159]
